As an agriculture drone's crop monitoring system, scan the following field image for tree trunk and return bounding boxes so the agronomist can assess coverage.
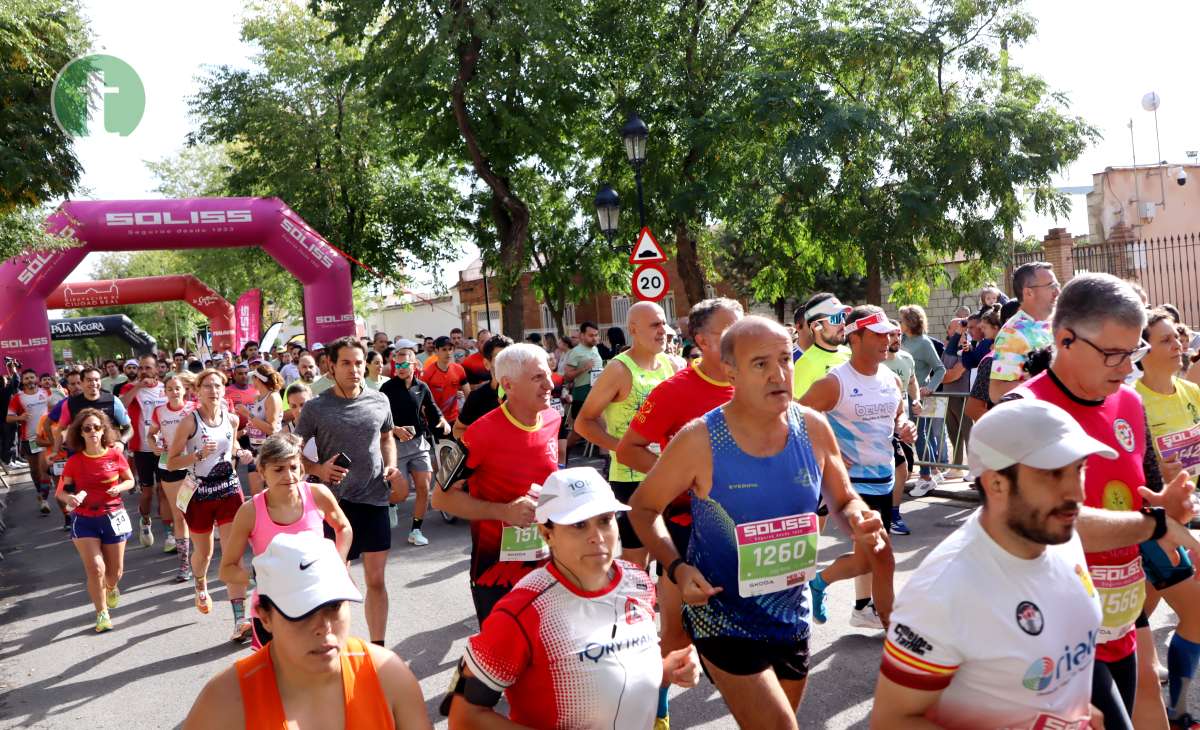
[451,6,530,339]
[674,222,707,308]
[773,298,785,322]
[866,253,883,306]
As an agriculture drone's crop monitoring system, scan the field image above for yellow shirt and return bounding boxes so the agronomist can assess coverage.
[1135,377,1200,446]
[792,345,851,399]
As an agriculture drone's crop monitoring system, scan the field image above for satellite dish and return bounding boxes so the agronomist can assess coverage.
[1142,91,1161,112]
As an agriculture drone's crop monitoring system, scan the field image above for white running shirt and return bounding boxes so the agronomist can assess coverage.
[881,510,1102,729]
[825,360,901,495]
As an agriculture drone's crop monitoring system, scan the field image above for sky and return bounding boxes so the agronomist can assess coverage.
[62,0,1200,286]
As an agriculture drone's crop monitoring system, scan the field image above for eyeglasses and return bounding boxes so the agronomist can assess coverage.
[1068,329,1150,367]
[811,311,846,326]
[82,424,104,433]
[1028,281,1062,293]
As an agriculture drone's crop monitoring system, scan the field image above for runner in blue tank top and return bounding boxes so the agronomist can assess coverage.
[630,316,888,729]
[801,305,915,630]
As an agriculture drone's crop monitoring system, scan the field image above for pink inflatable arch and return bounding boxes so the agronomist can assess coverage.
[0,197,354,373]
[46,275,237,353]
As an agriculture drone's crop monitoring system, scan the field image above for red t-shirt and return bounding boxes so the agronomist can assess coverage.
[58,447,129,516]
[628,363,734,517]
[462,403,561,587]
[1016,370,1146,662]
[628,362,734,448]
[462,352,490,386]
[423,360,468,423]
[226,384,257,429]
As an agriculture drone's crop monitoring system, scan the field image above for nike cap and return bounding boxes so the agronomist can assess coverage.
[535,466,630,525]
[252,532,362,619]
[967,399,1117,479]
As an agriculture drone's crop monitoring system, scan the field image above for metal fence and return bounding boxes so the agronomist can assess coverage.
[1014,233,1200,327]
[913,392,972,471]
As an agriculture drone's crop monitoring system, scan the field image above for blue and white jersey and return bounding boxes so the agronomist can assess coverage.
[825,361,901,495]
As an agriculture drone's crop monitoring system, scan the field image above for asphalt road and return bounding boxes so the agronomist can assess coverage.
[0,468,1189,729]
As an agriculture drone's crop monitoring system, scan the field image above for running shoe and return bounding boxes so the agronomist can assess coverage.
[891,515,911,535]
[176,566,194,583]
[195,589,212,615]
[63,514,72,532]
[95,610,113,633]
[909,479,937,498]
[106,585,120,610]
[163,534,177,554]
[1170,713,1200,730]
[408,528,429,547]
[810,580,828,624]
[849,604,885,630]
[139,518,153,548]
[37,497,50,515]
[231,619,253,643]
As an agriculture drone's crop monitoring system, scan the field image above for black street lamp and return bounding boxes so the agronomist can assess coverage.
[620,112,649,227]
[594,184,620,243]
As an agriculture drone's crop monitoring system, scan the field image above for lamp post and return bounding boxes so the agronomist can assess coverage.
[620,112,649,227]
[594,184,620,243]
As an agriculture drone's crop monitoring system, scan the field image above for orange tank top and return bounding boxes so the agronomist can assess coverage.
[235,636,395,729]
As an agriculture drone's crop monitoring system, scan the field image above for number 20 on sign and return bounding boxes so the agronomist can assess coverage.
[632,262,669,302]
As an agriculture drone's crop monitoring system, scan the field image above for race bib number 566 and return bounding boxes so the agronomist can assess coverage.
[735,513,819,597]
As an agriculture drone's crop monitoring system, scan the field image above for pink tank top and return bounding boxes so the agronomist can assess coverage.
[249,482,324,555]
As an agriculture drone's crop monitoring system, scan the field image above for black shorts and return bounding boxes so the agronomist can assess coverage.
[157,466,189,483]
[470,583,511,624]
[569,398,586,420]
[133,451,159,487]
[693,636,810,681]
[860,491,893,534]
[611,480,643,549]
[339,500,392,560]
[892,437,914,471]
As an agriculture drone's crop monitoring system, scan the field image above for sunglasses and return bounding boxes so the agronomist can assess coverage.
[82,424,104,433]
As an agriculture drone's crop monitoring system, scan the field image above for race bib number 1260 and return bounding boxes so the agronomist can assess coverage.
[735,513,819,598]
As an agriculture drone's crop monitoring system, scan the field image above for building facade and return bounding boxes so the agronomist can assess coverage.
[455,257,745,340]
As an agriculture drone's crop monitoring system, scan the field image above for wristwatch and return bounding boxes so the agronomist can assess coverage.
[666,558,687,585]
[1140,506,1168,542]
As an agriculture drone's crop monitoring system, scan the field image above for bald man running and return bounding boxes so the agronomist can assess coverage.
[632,316,886,729]
[575,301,676,567]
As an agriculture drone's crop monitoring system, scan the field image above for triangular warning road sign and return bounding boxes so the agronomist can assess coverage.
[629,227,667,264]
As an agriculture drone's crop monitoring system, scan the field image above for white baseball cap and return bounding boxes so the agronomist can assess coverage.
[124,359,138,367]
[394,338,419,351]
[173,348,186,356]
[967,399,1118,479]
[535,467,631,525]
[311,342,325,351]
[252,532,362,619]
[804,296,852,323]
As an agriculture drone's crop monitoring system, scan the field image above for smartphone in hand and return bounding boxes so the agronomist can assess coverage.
[333,452,353,469]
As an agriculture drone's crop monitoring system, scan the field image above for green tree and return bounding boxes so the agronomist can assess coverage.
[719,0,1097,304]
[0,0,90,258]
[317,0,597,337]
[189,1,465,290]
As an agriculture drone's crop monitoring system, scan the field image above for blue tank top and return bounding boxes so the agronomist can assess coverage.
[685,403,822,643]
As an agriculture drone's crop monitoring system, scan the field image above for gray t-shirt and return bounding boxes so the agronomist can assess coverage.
[295,387,394,506]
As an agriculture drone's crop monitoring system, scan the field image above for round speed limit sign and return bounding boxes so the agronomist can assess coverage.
[632,263,670,302]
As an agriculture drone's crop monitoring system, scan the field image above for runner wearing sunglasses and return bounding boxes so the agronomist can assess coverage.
[57,408,136,633]
[792,293,853,399]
